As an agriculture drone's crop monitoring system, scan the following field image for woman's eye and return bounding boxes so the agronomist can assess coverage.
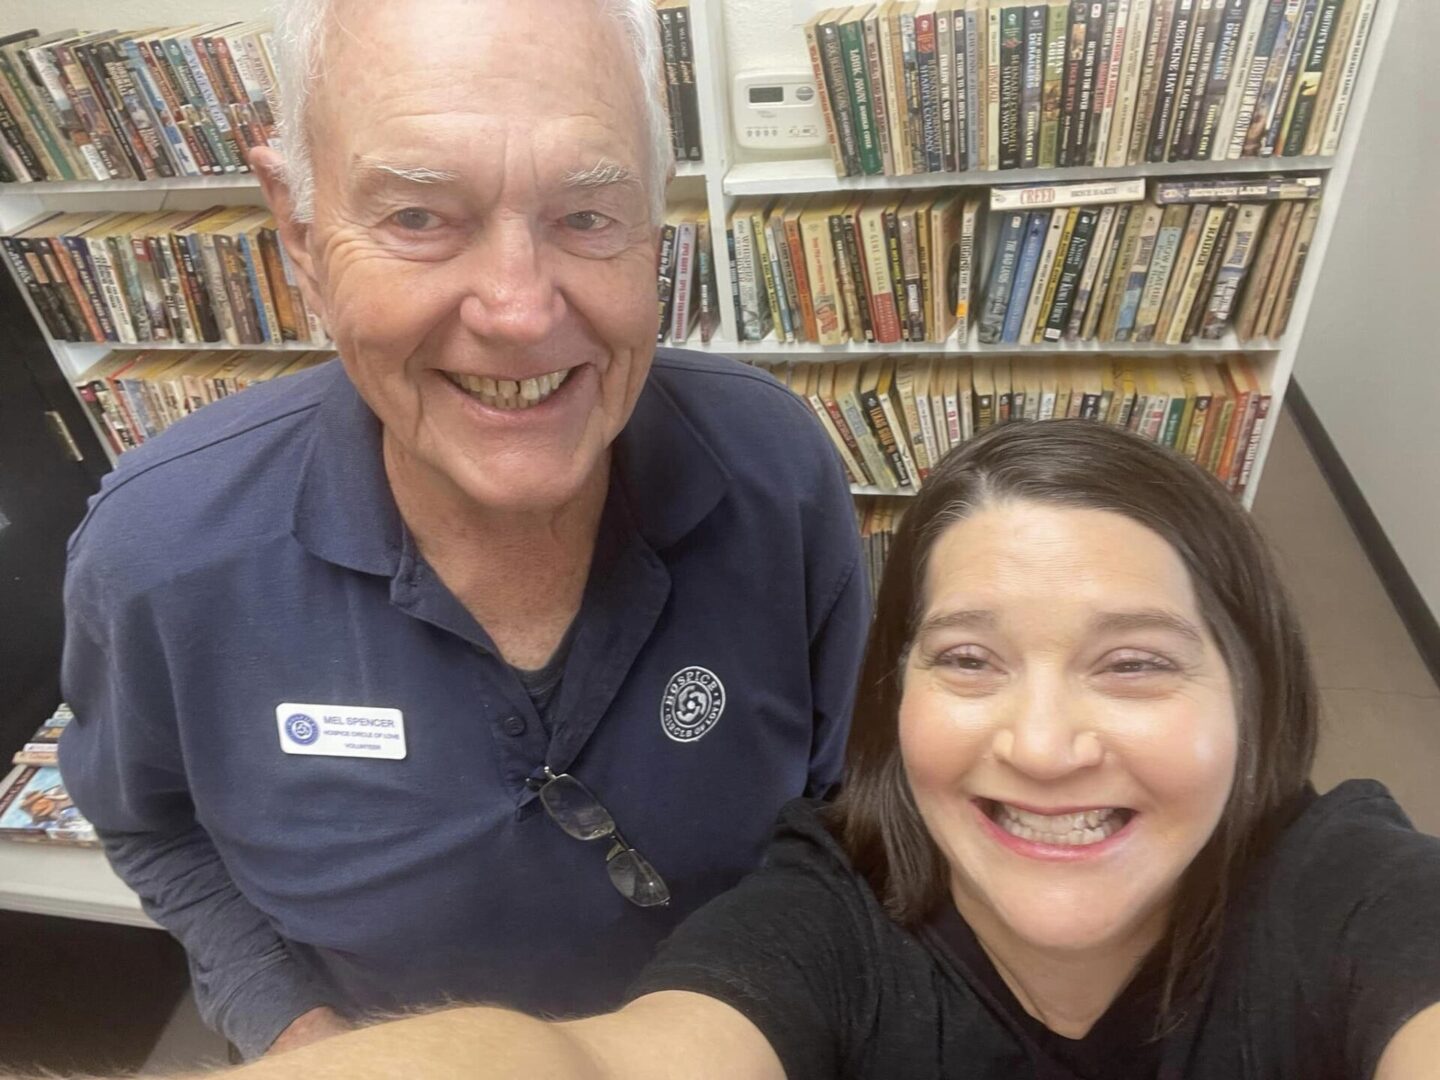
[1102,652,1175,676]
[564,210,612,231]
[388,208,442,232]
[934,647,995,672]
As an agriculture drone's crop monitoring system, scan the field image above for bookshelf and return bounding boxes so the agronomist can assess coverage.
[0,842,152,927]
[0,0,1400,504]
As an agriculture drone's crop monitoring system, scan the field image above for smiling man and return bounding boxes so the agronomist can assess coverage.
[57,0,866,1061]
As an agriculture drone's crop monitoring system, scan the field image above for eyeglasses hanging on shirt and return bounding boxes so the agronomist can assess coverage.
[537,766,671,908]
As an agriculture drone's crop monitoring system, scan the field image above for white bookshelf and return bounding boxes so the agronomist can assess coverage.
[0,841,152,928]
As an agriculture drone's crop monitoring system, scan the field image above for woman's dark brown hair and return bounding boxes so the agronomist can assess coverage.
[830,418,1318,1027]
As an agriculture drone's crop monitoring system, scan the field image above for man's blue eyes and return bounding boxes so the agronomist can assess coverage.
[390,208,441,231]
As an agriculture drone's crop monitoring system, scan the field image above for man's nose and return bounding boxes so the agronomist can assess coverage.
[991,675,1104,782]
[456,217,564,345]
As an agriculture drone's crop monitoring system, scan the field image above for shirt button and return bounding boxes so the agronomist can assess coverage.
[501,715,527,737]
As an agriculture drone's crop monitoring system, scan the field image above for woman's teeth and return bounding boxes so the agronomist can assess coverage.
[446,368,571,410]
[991,803,1129,847]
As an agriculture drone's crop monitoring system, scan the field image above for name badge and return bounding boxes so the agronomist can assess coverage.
[276,703,407,760]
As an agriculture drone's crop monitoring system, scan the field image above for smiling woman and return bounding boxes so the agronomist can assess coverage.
[226,421,1440,1080]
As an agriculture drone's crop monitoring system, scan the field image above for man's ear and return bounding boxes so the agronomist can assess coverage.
[249,146,325,324]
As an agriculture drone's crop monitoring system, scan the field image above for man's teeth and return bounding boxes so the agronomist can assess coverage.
[993,803,1128,847]
[447,369,571,410]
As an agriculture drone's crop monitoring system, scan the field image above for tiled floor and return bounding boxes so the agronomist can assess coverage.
[141,404,1440,1069]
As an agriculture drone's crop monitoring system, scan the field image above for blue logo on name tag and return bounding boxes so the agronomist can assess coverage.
[285,713,320,746]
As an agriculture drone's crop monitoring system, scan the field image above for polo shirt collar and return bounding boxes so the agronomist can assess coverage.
[292,359,730,575]
[292,367,404,577]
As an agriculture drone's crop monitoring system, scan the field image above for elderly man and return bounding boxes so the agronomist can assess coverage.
[58,0,866,1061]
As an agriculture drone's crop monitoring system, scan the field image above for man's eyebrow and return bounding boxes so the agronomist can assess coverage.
[1090,609,1205,645]
[561,159,642,190]
[353,157,461,185]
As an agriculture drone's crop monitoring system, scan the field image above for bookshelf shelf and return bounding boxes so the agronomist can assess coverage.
[714,331,1271,361]
[0,841,153,928]
[0,174,263,195]
[723,154,1339,198]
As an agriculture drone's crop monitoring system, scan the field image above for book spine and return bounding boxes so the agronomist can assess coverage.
[915,11,944,173]
[673,6,703,161]
[968,3,987,171]
[955,5,974,170]
[657,6,685,165]
[830,213,865,343]
[1071,0,1106,164]
[1170,0,1220,161]
[861,212,903,343]
[1003,210,1050,343]
[121,39,194,176]
[997,7,1024,169]
[182,34,244,170]
[1134,204,1188,341]
[865,13,896,175]
[1148,0,1198,161]
[59,42,131,178]
[29,44,106,180]
[955,199,981,337]
[881,377,923,483]
[817,385,873,484]
[1200,202,1267,337]
[1192,0,1248,160]
[1166,203,1230,343]
[1236,390,1272,494]
[671,220,698,342]
[801,212,845,344]
[1020,4,1047,168]
[1183,203,1237,340]
[1224,0,1284,159]
[1106,0,1153,166]
[1057,0,1091,167]
[841,16,884,175]
[145,39,215,174]
[1264,0,1320,155]
[1096,202,1146,338]
[1127,0,1174,163]
[805,16,850,176]
[0,55,58,180]
[1243,0,1304,155]
[986,3,1003,170]
[1024,209,1071,342]
[783,213,819,343]
[883,207,909,339]
[1318,0,1376,155]
[861,383,913,488]
[1044,206,1098,340]
[1092,0,1133,165]
[102,40,172,177]
[44,235,99,340]
[1282,0,1342,156]
[821,21,864,176]
[658,223,677,342]
[1067,202,1117,337]
[1040,1,1070,167]
[2,238,69,338]
[75,41,146,178]
[979,210,1028,343]
[1114,203,1163,339]
[1085,0,1120,165]
[840,381,898,491]
[936,7,956,171]
[758,211,794,344]
[726,229,743,341]
[1302,0,1356,156]
[1268,197,1320,337]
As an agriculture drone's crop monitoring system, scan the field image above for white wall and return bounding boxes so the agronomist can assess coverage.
[1290,0,1440,615]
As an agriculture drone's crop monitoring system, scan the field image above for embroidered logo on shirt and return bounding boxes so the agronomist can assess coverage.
[660,667,726,743]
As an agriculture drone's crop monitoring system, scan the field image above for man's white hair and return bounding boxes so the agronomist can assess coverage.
[268,0,672,224]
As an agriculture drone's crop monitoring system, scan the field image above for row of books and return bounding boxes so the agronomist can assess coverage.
[977,172,1321,344]
[759,353,1271,496]
[658,199,721,344]
[0,703,97,847]
[728,190,984,344]
[73,349,333,456]
[0,24,278,183]
[804,0,1377,178]
[657,1,704,163]
[3,207,330,347]
[856,497,906,602]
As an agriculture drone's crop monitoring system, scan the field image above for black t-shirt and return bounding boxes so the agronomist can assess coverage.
[630,780,1440,1079]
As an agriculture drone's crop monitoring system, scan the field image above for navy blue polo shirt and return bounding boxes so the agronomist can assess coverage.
[59,351,868,1057]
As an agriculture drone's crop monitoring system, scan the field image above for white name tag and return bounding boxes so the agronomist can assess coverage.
[276,703,407,760]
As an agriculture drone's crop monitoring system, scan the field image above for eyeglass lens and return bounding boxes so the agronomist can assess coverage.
[538,771,670,907]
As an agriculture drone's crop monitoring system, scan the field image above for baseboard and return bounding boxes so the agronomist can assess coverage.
[1286,381,1440,690]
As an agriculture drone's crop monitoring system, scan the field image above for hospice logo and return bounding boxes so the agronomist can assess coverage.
[284,713,320,746]
[660,666,726,743]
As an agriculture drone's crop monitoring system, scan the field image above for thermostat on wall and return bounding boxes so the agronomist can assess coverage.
[732,69,828,151]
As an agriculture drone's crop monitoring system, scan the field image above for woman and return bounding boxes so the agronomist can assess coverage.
[237,420,1440,1079]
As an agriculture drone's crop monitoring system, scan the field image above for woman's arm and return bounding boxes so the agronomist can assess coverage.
[1374,1001,1440,1080]
[230,991,784,1080]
